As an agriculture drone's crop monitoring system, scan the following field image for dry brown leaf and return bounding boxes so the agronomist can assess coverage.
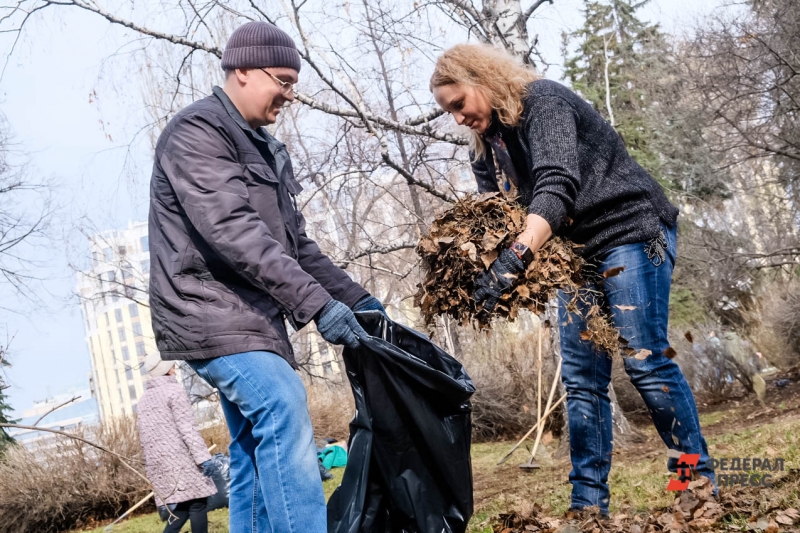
[460,241,477,261]
[664,347,677,359]
[580,331,593,341]
[603,266,626,278]
[684,331,694,343]
[481,250,499,269]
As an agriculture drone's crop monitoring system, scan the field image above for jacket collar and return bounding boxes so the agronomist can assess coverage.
[145,374,178,389]
[212,86,284,150]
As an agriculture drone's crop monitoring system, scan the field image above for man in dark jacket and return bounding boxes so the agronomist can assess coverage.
[148,21,384,533]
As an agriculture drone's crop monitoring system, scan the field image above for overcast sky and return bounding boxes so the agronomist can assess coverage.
[0,0,728,415]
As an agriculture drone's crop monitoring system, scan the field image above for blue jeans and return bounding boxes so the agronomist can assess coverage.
[188,351,326,533]
[559,223,715,513]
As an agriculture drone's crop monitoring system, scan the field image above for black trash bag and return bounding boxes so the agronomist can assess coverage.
[206,452,230,511]
[158,452,230,521]
[327,311,475,533]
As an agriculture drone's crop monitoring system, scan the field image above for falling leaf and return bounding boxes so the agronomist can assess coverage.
[635,349,652,360]
[614,305,637,312]
[480,250,498,269]
[684,331,694,343]
[664,347,677,359]
[603,266,626,278]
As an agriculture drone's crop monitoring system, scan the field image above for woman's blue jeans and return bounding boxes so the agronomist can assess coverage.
[188,351,327,533]
[559,223,715,513]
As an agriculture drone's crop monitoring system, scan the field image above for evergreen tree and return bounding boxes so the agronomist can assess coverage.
[562,0,666,182]
[0,354,17,454]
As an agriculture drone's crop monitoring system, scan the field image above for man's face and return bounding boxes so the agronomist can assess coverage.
[240,67,298,127]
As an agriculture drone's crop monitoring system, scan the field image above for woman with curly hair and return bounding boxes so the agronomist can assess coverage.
[430,43,715,515]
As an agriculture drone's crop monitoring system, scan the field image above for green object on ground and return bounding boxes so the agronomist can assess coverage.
[319,445,348,469]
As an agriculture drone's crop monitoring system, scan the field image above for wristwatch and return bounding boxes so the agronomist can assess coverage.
[510,241,534,266]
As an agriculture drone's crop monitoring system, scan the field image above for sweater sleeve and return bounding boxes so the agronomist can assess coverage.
[522,94,581,233]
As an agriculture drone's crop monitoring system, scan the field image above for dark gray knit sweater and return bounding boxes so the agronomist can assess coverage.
[471,79,678,260]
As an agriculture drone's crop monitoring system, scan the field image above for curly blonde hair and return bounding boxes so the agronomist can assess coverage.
[430,43,540,159]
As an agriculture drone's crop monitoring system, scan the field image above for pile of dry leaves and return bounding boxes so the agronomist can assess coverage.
[492,474,800,532]
[415,193,621,355]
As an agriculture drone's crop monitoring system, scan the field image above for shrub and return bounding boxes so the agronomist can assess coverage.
[0,417,151,533]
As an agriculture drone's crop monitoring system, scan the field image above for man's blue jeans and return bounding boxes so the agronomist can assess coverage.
[559,223,715,513]
[188,351,326,533]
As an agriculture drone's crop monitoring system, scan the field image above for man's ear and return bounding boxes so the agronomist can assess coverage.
[234,68,250,85]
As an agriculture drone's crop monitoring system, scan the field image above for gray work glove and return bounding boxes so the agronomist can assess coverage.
[315,300,368,348]
[352,295,388,317]
[474,248,525,312]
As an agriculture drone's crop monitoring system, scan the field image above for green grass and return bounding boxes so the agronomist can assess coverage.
[74,414,800,533]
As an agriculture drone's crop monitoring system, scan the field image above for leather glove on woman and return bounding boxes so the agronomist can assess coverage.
[315,299,368,348]
[474,246,529,312]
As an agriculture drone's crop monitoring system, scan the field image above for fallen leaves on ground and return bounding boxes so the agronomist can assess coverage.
[492,474,800,532]
[415,193,621,355]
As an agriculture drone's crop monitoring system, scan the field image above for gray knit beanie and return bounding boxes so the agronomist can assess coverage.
[221,21,301,72]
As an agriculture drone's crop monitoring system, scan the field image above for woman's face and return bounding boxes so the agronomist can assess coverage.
[433,83,492,134]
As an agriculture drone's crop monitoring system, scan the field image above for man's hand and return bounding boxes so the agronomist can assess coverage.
[315,300,368,348]
[352,295,388,317]
[474,248,527,312]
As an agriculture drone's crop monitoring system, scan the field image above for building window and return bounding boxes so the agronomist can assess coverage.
[118,245,127,256]
[108,331,113,345]
[141,259,150,274]
[140,235,149,252]
[136,342,146,357]
[133,323,142,337]
[118,328,126,342]
[128,303,139,317]
[106,271,116,283]
[115,309,123,323]
[103,247,113,262]
[105,313,110,326]
[139,360,148,375]
[125,368,133,381]
[121,346,130,361]
[122,268,133,281]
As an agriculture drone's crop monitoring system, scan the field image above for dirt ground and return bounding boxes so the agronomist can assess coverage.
[471,370,800,532]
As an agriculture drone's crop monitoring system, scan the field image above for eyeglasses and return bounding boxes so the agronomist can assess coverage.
[259,68,298,96]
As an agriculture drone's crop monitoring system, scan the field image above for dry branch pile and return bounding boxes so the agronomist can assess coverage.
[415,193,621,355]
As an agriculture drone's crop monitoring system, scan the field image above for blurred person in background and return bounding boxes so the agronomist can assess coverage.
[137,352,216,533]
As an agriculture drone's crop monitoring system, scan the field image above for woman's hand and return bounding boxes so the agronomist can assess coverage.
[474,248,526,311]
[515,213,553,253]
[474,213,553,312]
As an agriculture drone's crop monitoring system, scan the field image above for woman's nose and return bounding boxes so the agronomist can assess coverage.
[454,112,465,125]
